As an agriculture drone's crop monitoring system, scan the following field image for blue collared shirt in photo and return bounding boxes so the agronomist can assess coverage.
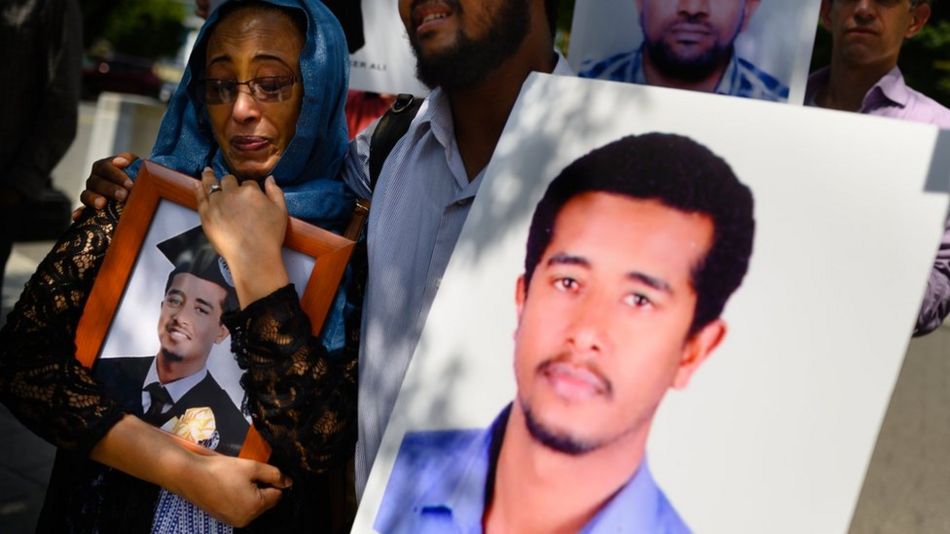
[375,405,691,533]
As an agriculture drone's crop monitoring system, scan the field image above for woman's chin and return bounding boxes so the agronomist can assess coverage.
[227,160,277,183]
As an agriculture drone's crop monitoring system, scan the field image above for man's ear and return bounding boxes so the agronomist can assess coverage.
[819,0,833,31]
[215,323,229,344]
[515,275,527,321]
[740,0,762,32]
[672,319,727,390]
[905,2,932,39]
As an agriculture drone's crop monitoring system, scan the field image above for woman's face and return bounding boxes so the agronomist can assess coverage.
[204,8,304,181]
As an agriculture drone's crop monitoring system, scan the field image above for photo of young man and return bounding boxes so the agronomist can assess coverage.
[375,133,755,533]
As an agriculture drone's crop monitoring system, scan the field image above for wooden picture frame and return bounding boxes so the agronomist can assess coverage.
[75,161,355,461]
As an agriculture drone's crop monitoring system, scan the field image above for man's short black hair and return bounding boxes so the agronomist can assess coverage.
[524,133,755,335]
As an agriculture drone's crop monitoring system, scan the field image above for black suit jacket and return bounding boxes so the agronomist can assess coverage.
[94,356,250,457]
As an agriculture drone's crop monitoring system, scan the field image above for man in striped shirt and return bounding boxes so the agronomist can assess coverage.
[579,0,788,102]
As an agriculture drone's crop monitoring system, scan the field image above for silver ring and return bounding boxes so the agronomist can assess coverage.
[208,183,223,195]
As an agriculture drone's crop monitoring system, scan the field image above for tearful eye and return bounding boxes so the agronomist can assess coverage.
[165,296,183,307]
[624,293,653,308]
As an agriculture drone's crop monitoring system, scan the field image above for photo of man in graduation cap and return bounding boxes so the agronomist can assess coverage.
[94,225,250,457]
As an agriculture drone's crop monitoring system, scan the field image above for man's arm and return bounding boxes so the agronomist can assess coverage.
[915,217,950,336]
[340,119,378,200]
[3,0,82,198]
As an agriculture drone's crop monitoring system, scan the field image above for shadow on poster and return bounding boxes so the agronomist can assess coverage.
[568,0,822,105]
[355,74,950,533]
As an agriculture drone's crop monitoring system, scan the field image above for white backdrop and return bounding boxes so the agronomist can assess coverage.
[348,0,429,95]
[568,0,822,105]
[355,73,950,533]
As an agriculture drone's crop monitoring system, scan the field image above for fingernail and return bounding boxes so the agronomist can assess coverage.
[114,157,129,166]
[116,190,127,200]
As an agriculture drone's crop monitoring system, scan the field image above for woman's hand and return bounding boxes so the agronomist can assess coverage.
[91,415,289,527]
[73,152,138,220]
[179,453,290,527]
[196,168,291,308]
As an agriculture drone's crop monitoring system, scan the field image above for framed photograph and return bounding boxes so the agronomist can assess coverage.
[74,161,355,461]
[355,74,950,533]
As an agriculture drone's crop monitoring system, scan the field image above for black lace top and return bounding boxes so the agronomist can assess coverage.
[0,203,358,532]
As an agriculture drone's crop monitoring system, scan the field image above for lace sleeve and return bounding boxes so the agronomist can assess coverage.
[224,285,357,476]
[0,203,126,455]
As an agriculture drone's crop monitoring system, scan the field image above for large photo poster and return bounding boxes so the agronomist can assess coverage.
[568,0,822,105]
[355,73,950,533]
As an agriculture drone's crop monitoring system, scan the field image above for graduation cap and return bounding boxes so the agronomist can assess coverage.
[156,225,238,313]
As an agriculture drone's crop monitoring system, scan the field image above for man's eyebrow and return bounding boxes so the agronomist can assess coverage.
[546,253,590,268]
[627,272,673,295]
[166,289,185,298]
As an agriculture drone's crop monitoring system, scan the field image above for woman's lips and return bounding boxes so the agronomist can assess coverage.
[230,136,271,152]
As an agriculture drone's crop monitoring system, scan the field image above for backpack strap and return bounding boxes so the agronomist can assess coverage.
[368,93,423,191]
[344,93,422,241]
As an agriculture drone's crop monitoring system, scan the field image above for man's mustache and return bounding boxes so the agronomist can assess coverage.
[665,13,714,33]
[536,354,613,398]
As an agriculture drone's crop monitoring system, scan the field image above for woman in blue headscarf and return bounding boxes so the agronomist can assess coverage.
[0,1,358,531]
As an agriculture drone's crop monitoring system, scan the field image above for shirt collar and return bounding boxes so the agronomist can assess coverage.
[805,65,910,111]
[413,406,509,528]
[580,460,672,533]
[863,66,910,110]
[143,357,209,405]
[412,405,672,532]
[412,51,573,197]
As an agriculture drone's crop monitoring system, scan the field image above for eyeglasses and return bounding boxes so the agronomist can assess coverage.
[200,75,297,105]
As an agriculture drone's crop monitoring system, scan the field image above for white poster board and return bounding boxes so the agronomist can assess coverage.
[348,0,428,95]
[356,74,950,533]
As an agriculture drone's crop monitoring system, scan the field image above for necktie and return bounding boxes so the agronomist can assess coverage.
[143,382,173,426]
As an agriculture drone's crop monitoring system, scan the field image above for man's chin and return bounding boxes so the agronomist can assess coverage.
[522,402,601,456]
[160,348,185,363]
[647,40,730,83]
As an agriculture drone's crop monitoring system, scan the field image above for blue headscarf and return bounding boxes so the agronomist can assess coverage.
[138,0,355,354]
[142,0,352,231]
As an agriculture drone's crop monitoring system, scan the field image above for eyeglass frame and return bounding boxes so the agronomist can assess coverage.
[198,75,299,105]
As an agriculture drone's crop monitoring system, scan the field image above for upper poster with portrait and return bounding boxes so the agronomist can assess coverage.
[354,73,950,533]
[568,0,822,105]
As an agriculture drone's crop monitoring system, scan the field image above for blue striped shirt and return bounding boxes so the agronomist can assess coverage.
[579,45,788,102]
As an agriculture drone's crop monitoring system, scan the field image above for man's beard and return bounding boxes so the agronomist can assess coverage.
[643,23,736,83]
[521,401,599,456]
[161,348,184,363]
[409,0,531,90]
